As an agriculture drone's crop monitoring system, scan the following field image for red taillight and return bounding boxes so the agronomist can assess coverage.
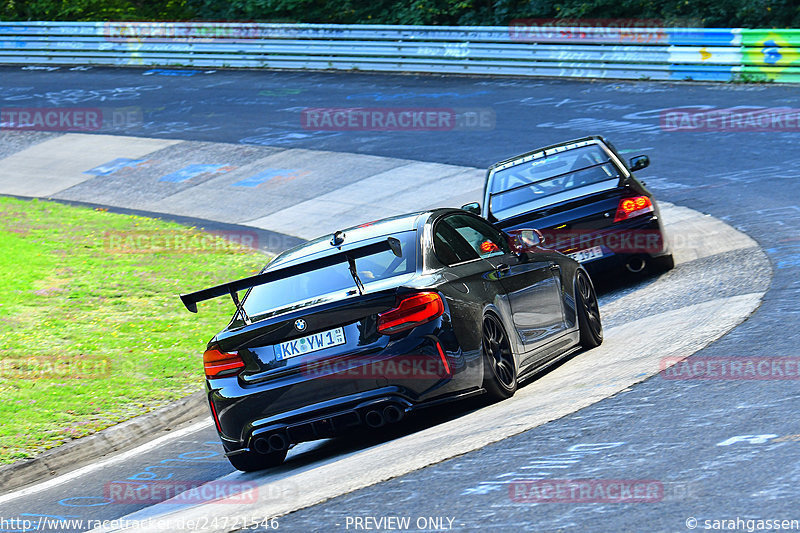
[377,292,445,335]
[203,348,245,379]
[614,196,653,222]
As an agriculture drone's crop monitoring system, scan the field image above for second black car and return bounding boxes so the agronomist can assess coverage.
[181,209,602,471]
[463,136,674,275]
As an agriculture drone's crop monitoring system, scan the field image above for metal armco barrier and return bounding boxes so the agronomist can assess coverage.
[0,21,798,82]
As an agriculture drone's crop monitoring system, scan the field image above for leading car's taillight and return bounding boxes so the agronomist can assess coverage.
[614,195,653,222]
[203,348,245,379]
[377,292,445,335]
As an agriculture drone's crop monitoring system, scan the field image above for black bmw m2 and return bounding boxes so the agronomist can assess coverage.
[463,136,674,274]
[181,209,602,471]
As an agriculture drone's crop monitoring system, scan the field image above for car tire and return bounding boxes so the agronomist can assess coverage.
[576,270,603,349]
[481,313,518,401]
[649,253,675,273]
[227,449,287,472]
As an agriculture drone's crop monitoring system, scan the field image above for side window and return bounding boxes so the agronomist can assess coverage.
[433,219,480,266]
[446,214,510,259]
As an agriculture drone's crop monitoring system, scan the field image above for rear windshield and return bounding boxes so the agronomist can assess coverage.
[242,231,417,319]
[489,145,621,219]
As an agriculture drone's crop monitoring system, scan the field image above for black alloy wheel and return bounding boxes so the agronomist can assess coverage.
[482,313,518,401]
[576,270,603,348]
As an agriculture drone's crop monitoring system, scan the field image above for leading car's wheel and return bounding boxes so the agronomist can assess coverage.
[482,313,518,401]
[227,449,287,472]
[576,270,603,349]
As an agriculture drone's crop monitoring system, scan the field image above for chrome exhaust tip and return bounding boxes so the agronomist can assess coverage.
[267,433,288,452]
[364,409,386,428]
[626,257,646,273]
[383,404,404,424]
[252,437,271,455]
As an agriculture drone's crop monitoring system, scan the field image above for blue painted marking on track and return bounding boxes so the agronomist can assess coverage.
[159,164,229,183]
[766,245,800,269]
[84,158,144,176]
[55,446,223,510]
[233,169,297,187]
[57,496,113,507]
[178,450,219,459]
[143,69,199,77]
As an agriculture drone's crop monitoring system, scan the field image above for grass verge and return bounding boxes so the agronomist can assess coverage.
[0,197,268,464]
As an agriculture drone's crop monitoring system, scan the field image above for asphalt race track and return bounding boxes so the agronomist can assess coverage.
[0,66,798,533]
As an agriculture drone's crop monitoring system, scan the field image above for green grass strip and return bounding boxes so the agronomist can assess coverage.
[0,197,268,464]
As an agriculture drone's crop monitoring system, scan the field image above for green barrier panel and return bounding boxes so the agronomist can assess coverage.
[739,64,800,83]
[741,29,800,81]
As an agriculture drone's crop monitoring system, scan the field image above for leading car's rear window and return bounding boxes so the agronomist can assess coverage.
[489,144,621,218]
[242,230,417,319]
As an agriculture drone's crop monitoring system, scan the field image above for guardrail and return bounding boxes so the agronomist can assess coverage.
[0,21,798,82]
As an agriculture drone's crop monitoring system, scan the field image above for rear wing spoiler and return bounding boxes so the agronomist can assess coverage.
[179,237,402,313]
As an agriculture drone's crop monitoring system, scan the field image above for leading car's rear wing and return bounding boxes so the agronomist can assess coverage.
[179,237,402,313]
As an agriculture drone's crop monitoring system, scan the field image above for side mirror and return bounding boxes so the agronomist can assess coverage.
[461,202,481,215]
[629,155,650,171]
[506,228,545,253]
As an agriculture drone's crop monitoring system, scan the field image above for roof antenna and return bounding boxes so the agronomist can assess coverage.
[331,231,345,246]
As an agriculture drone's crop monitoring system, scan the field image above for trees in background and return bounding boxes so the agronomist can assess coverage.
[2,0,798,28]
[1,0,192,21]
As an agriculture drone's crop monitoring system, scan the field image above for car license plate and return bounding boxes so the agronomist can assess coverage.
[275,327,346,361]
[567,246,604,263]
